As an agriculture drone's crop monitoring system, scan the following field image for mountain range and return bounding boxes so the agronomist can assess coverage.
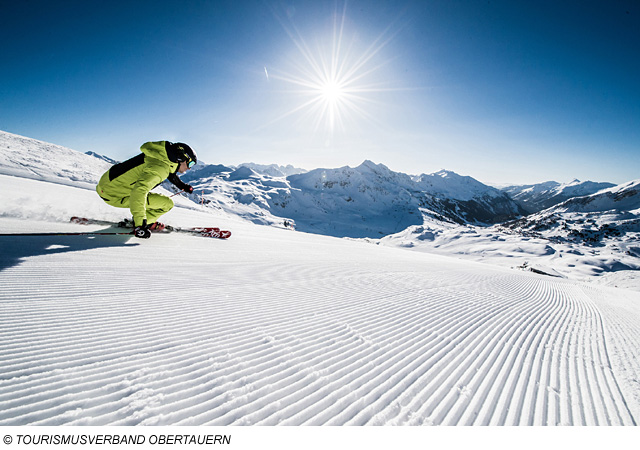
[176,156,631,241]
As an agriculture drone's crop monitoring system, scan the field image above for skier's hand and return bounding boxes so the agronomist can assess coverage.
[134,226,151,239]
[184,184,194,194]
[134,220,151,239]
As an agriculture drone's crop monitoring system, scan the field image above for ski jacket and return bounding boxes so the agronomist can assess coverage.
[96,141,191,226]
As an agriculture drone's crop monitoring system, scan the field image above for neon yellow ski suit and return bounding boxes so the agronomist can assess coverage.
[96,141,184,227]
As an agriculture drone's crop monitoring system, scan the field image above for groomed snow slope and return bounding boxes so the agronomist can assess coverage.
[1,175,639,425]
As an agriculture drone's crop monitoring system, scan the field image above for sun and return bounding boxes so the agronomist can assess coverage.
[263,3,399,139]
[320,80,345,104]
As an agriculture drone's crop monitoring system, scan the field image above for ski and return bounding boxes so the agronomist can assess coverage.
[0,231,133,237]
[70,217,231,239]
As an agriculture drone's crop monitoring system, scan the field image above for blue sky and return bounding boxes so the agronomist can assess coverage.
[1,0,638,185]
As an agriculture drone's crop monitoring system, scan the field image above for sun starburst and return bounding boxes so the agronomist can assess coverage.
[263,3,400,140]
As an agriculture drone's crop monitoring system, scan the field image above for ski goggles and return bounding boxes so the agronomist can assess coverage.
[187,159,197,169]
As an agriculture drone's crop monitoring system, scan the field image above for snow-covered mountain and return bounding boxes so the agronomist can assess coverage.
[501,179,640,250]
[414,169,527,224]
[175,163,294,229]
[277,162,527,237]
[268,161,423,237]
[176,159,526,238]
[502,179,616,213]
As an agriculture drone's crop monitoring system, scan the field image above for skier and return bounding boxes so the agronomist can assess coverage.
[96,141,197,239]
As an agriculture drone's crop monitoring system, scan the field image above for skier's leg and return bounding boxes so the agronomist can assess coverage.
[145,193,174,224]
[97,191,131,210]
[96,186,172,225]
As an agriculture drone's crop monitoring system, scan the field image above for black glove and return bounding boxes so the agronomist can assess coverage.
[185,184,194,194]
[134,220,151,239]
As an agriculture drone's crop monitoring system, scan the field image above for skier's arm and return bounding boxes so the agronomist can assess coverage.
[168,172,194,193]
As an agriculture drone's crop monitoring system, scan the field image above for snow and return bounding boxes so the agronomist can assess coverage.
[1,131,639,429]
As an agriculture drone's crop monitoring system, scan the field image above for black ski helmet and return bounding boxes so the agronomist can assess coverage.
[168,142,197,167]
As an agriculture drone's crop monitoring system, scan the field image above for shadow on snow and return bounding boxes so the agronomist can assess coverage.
[0,231,136,272]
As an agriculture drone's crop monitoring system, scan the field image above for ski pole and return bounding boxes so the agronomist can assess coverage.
[170,187,196,198]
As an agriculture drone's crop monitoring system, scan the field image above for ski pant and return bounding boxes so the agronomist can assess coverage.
[96,188,174,225]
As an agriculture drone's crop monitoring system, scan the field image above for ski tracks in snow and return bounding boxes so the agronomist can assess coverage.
[0,230,638,426]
